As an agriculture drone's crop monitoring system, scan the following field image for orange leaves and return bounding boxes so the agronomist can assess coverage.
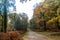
[31,0,60,31]
[7,31,20,36]
[0,31,24,40]
[0,33,10,40]
[0,32,22,40]
[34,6,41,16]
[7,31,23,40]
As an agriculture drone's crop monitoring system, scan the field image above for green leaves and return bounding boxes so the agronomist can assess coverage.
[30,0,60,31]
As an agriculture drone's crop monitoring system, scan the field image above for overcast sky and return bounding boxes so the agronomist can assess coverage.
[15,0,44,20]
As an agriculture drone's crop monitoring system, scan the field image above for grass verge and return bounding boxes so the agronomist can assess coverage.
[23,32,28,40]
[37,32,60,40]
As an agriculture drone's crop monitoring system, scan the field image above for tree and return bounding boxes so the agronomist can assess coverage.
[0,0,16,32]
[30,17,37,30]
[20,0,31,3]
[31,0,60,31]
[14,16,22,30]
[7,13,17,31]
[19,13,28,31]
[14,13,28,32]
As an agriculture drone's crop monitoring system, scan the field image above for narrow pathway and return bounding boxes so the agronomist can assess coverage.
[24,29,53,40]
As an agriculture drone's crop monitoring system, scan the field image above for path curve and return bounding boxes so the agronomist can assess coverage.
[25,29,52,40]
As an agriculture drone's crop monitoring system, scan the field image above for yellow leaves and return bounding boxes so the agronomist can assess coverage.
[46,16,60,27]
[34,6,41,16]
[58,16,60,21]
[57,8,60,16]
[32,0,60,30]
[47,19,54,24]
[47,17,57,23]
[45,4,49,7]
[43,3,49,9]
[57,16,60,23]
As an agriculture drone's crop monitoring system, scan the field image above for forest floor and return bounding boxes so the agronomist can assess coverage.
[23,29,53,40]
[37,32,60,40]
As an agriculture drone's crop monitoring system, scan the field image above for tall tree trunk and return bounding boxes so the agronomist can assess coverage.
[3,0,7,33]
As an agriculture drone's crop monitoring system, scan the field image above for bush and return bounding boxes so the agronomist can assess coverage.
[7,31,23,40]
[0,33,10,40]
[0,31,23,40]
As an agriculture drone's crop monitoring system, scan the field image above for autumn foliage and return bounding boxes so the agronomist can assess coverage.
[30,0,60,32]
[0,31,24,40]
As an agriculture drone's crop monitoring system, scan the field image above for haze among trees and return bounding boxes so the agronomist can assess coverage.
[7,13,28,32]
[0,0,60,40]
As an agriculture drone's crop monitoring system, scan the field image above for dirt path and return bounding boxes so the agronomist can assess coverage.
[23,29,53,40]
